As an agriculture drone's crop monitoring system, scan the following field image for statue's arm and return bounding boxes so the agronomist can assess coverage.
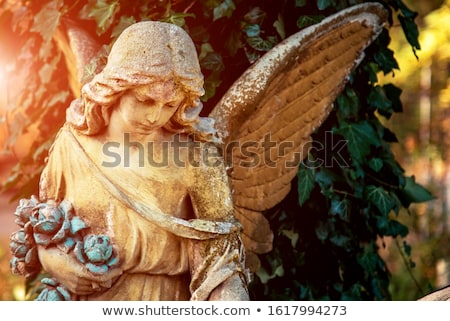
[186,143,249,300]
[186,143,234,221]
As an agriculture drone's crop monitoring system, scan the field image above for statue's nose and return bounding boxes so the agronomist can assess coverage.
[146,103,164,122]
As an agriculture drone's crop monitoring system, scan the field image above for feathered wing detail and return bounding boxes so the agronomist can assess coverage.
[208,3,388,271]
[53,19,102,97]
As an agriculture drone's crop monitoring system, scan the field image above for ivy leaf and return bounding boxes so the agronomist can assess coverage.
[111,16,136,39]
[382,126,399,143]
[366,185,397,216]
[297,15,324,29]
[397,1,419,20]
[334,121,381,162]
[47,90,70,108]
[383,84,403,113]
[373,47,399,75]
[337,87,359,121]
[371,276,389,301]
[377,217,408,237]
[273,14,285,40]
[281,229,299,248]
[398,15,421,57]
[368,158,383,173]
[32,139,53,163]
[243,24,260,38]
[368,86,393,118]
[202,77,222,102]
[330,234,350,247]
[372,29,400,74]
[317,0,336,11]
[80,0,120,36]
[315,221,328,241]
[330,198,350,221]
[255,264,284,284]
[244,6,265,24]
[213,0,236,21]
[379,146,405,177]
[341,283,364,300]
[200,52,224,72]
[363,62,381,84]
[199,43,214,61]
[246,36,277,52]
[38,53,61,84]
[162,12,195,27]
[295,0,307,7]
[12,4,34,35]
[8,171,42,202]
[396,176,435,207]
[30,0,63,43]
[0,163,23,192]
[244,48,261,64]
[297,165,315,206]
[358,245,379,273]
[315,167,339,198]
[403,241,412,256]
[224,25,243,56]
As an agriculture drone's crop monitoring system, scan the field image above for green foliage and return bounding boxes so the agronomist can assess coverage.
[0,0,432,300]
[297,165,315,206]
[244,0,432,300]
[79,0,120,35]
[386,0,421,57]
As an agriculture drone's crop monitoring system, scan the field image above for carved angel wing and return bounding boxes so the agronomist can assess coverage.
[208,3,388,271]
[53,19,102,96]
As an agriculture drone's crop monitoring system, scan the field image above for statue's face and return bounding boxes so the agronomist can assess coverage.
[116,80,185,133]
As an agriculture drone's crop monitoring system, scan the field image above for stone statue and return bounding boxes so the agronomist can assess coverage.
[9,3,388,300]
[418,286,450,301]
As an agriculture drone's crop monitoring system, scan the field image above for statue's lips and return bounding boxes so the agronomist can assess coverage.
[132,121,159,131]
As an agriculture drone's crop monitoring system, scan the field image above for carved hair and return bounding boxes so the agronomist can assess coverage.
[66,21,217,142]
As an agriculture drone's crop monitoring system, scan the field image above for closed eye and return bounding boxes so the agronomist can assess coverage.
[135,95,156,104]
[166,98,186,109]
[166,102,180,108]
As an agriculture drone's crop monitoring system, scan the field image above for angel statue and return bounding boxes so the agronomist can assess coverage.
[9,3,388,300]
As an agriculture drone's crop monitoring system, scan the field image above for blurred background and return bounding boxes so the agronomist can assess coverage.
[0,0,449,300]
[377,0,450,300]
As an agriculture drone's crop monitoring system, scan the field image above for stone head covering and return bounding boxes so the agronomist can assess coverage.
[95,21,204,96]
[66,21,214,139]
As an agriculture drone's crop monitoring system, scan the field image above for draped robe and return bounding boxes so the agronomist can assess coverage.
[38,125,249,300]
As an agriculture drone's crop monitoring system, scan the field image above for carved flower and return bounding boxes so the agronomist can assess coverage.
[74,235,119,275]
[14,196,39,227]
[9,224,41,279]
[35,277,72,301]
[29,200,88,252]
